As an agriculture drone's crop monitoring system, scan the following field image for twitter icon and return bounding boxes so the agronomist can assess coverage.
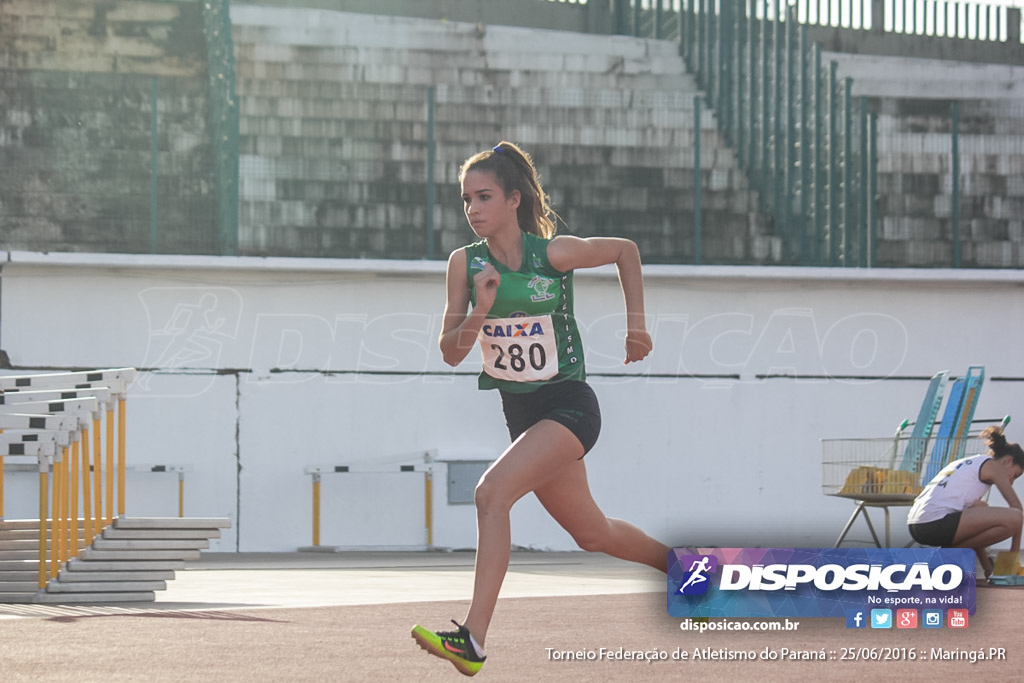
[870,609,893,629]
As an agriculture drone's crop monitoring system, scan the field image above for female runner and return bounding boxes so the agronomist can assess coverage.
[907,426,1024,580]
[412,141,669,676]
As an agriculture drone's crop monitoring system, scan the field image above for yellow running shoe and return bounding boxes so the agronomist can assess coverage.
[411,620,486,677]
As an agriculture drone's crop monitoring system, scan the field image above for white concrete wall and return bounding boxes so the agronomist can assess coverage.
[2,250,1023,552]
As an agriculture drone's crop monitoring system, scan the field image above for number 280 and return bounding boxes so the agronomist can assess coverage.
[490,343,546,372]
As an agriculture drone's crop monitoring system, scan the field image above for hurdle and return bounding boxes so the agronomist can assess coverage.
[302,450,436,551]
[0,368,135,589]
[127,465,190,518]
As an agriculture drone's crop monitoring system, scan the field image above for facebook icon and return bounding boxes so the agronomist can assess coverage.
[845,609,867,629]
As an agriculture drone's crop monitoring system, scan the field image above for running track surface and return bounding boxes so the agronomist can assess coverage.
[0,551,1019,682]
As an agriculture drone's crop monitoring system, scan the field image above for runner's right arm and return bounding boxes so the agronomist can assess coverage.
[439,249,499,367]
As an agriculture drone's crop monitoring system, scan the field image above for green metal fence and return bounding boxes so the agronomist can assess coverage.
[2,0,1021,266]
[681,1,876,266]
[611,0,1023,43]
[202,0,241,256]
[599,0,1022,267]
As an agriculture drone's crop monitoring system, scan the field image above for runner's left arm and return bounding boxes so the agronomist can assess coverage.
[547,236,651,364]
[986,466,1023,553]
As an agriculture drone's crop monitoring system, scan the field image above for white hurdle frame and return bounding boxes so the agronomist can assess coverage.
[0,368,137,590]
[303,450,436,550]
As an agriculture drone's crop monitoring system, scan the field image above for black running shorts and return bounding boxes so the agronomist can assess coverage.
[499,380,602,456]
[908,511,962,547]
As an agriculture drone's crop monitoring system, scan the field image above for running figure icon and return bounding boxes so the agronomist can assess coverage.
[678,556,713,593]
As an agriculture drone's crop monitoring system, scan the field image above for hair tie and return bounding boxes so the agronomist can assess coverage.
[492,145,504,155]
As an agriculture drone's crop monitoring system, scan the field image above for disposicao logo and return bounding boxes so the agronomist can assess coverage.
[667,548,975,619]
[676,555,718,596]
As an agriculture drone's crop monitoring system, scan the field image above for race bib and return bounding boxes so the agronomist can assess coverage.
[479,315,558,382]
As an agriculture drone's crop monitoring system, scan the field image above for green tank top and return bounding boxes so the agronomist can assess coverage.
[464,232,586,393]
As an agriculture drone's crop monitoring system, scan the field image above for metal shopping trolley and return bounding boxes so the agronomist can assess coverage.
[821,365,1007,547]
[822,430,989,547]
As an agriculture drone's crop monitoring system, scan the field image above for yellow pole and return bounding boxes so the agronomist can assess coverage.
[118,398,126,517]
[81,427,93,547]
[312,473,321,547]
[52,450,64,581]
[92,417,102,533]
[60,447,70,573]
[105,409,114,524]
[424,470,433,548]
[0,428,4,518]
[38,468,48,589]
[69,441,79,557]
[178,471,184,518]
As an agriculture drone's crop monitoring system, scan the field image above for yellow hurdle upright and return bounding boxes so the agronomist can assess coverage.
[311,473,321,547]
[424,470,433,548]
[0,428,4,518]
[37,464,48,590]
[105,409,114,526]
[93,419,103,538]
[69,441,79,557]
[81,427,93,547]
[118,397,126,517]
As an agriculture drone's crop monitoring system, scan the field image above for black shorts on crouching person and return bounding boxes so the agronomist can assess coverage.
[499,380,602,457]
[908,511,962,547]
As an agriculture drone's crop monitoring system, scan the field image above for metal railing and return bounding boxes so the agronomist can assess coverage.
[3,0,1020,265]
[611,0,1022,44]
[683,1,877,265]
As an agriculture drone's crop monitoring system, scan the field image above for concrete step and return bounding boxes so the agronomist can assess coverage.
[0,539,43,550]
[0,520,49,531]
[0,530,48,541]
[34,591,156,604]
[78,548,201,562]
[238,42,689,78]
[235,80,703,107]
[46,580,166,593]
[58,568,175,583]
[0,560,37,571]
[0,549,39,561]
[0,517,229,604]
[92,538,209,551]
[232,8,684,64]
[0,533,87,542]
[102,528,221,541]
[113,517,231,531]
[0,538,87,550]
[65,558,186,573]
[0,581,38,592]
[0,529,95,541]
[239,100,708,130]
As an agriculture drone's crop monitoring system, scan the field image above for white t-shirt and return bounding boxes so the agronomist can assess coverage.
[907,455,990,525]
